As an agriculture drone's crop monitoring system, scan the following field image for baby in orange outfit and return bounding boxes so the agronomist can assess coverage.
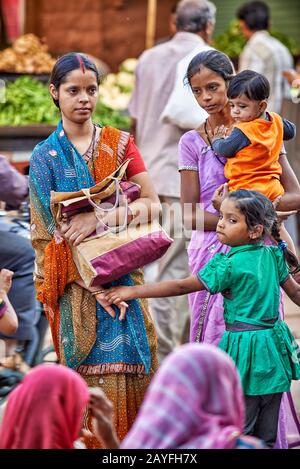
[211,70,297,252]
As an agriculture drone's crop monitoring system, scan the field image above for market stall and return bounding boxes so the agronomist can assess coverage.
[0,34,136,170]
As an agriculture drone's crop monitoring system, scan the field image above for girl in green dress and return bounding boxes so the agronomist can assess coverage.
[103,189,300,448]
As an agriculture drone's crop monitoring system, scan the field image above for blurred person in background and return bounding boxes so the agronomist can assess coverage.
[129,0,217,364]
[0,269,18,336]
[237,1,293,114]
[122,344,266,449]
[237,1,298,251]
[0,364,119,449]
[0,155,38,363]
[0,155,28,210]
[283,69,300,95]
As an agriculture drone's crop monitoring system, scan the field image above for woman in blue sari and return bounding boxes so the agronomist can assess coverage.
[29,53,159,447]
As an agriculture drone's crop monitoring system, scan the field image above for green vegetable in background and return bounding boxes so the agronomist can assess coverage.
[213,21,247,59]
[0,76,130,129]
[93,101,130,129]
[0,76,60,125]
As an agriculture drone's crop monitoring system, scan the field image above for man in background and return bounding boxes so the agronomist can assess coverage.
[237,2,298,252]
[129,0,216,363]
[237,1,293,113]
[0,155,38,364]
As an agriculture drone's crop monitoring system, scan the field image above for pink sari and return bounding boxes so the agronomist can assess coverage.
[121,343,264,449]
[0,364,89,449]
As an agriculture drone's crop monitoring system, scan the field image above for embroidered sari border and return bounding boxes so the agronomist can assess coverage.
[77,363,145,375]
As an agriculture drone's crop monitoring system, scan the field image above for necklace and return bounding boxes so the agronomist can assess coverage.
[204,118,225,166]
[83,124,97,163]
[82,123,98,180]
[90,124,98,181]
[204,118,213,147]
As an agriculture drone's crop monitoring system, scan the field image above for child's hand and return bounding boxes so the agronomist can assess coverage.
[276,210,297,226]
[211,125,229,142]
[272,195,282,209]
[292,271,300,285]
[0,269,14,294]
[94,292,128,321]
[104,286,134,306]
[212,183,229,211]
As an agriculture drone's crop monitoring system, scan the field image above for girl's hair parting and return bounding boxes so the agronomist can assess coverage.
[227,70,270,101]
[50,52,101,108]
[185,49,234,87]
[228,189,300,273]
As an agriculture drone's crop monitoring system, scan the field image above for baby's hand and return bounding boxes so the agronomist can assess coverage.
[212,183,229,211]
[211,125,229,142]
[0,269,14,294]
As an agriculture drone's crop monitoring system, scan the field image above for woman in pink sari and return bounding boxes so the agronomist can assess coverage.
[121,343,265,449]
[179,49,300,448]
[0,364,89,449]
[0,364,119,449]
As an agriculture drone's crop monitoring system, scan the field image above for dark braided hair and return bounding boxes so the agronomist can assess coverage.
[270,218,300,273]
[228,189,300,273]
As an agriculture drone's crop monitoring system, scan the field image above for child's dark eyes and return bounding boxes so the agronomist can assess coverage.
[229,218,237,223]
[229,102,247,109]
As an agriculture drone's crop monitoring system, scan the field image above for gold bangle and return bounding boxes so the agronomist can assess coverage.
[91,289,105,296]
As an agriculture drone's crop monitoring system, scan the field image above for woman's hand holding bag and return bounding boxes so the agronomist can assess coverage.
[51,159,173,289]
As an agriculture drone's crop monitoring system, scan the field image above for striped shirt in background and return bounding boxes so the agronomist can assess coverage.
[239,30,293,113]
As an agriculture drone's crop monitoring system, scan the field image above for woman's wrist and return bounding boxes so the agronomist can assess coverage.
[98,425,120,449]
[103,431,119,449]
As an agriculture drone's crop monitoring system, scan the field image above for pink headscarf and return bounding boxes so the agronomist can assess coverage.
[122,343,246,449]
[0,364,89,449]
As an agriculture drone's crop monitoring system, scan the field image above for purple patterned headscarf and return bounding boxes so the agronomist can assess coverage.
[122,343,246,449]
